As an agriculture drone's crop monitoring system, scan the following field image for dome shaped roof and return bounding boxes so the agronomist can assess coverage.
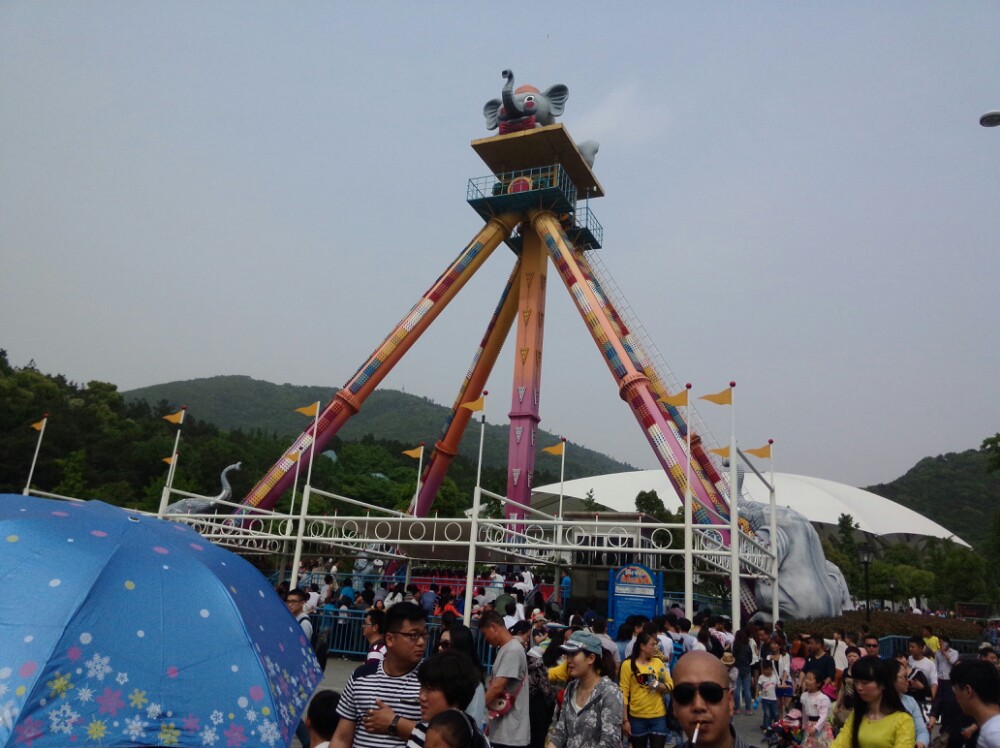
[531,470,968,548]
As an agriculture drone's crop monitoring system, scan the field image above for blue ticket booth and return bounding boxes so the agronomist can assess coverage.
[607,564,663,637]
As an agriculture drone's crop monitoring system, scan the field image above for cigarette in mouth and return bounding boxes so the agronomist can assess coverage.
[692,723,701,745]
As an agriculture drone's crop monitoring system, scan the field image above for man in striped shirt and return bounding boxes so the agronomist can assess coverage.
[332,603,427,748]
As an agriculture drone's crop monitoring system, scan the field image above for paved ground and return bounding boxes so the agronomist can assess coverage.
[294,657,772,748]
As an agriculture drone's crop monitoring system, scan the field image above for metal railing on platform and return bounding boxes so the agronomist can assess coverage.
[309,608,498,672]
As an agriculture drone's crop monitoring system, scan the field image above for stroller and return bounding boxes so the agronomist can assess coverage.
[764,708,805,748]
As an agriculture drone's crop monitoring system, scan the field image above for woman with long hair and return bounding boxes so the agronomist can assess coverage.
[830,655,914,748]
[770,638,794,718]
[437,624,485,727]
[615,623,635,664]
[385,582,404,608]
[547,632,623,748]
[620,631,673,748]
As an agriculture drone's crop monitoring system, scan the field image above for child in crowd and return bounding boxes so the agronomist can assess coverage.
[758,659,780,731]
[800,671,834,748]
[424,709,489,748]
[722,652,738,692]
[305,690,341,748]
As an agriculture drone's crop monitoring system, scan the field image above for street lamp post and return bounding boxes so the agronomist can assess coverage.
[887,577,896,613]
[982,110,1000,127]
[859,543,877,623]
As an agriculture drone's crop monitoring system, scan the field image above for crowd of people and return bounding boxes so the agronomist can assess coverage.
[278,567,1000,748]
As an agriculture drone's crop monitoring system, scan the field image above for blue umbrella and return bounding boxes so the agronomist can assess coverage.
[0,495,323,747]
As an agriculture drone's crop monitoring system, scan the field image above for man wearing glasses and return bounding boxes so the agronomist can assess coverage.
[332,602,427,748]
[670,651,753,748]
[287,588,314,642]
[862,636,882,659]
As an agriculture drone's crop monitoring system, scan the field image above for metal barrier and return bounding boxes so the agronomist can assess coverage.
[877,636,978,659]
[309,608,498,672]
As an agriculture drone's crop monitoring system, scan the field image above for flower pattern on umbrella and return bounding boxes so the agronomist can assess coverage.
[0,495,323,747]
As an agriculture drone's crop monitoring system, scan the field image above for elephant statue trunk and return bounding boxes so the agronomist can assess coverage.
[217,461,241,505]
[164,461,242,516]
[500,69,525,119]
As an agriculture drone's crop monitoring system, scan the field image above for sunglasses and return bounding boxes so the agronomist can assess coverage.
[672,682,726,706]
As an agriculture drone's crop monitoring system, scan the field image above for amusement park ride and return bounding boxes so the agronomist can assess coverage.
[152,71,849,624]
[213,69,768,620]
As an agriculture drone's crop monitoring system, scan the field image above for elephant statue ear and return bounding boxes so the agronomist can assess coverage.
[544,84,569,117]
[484,98,502,130]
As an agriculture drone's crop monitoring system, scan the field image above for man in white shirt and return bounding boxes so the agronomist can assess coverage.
[908,635,939,702]
[935,636,960,683]
[952,660,1000,748]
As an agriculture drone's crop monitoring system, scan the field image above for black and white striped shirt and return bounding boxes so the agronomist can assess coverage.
[337,660,423,748]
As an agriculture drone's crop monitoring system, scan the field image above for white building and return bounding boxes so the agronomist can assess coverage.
[532,470,968,549]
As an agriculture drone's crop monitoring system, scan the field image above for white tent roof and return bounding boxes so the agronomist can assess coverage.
[531,470,968,547]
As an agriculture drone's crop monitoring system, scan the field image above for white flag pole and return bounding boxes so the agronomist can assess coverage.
[290,402,320,590]
[304,402,321,490]
[681,384,694,619]
[768,441,779,625]
[728,382,740,630]
[23,414,48,496]
[413,444,425,506]
[289,446,304,521]
[554,437,568,608]
[463,392,487,627]
[158,407,186,517]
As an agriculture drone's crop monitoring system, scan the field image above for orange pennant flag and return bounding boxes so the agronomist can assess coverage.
[746,443,772,459]
[461,396,485,412]
[709,446,730,458]
[286,450,301,463]
[162,456,174,465]
[542,442,564,456]
[699,387,732,406]
[30,418,46,431]
[163,409,185,424]
[295,402,320,417]
[402,446,424,459]
[662,390,688,407]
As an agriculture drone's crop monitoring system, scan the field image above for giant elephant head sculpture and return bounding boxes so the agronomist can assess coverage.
[484,69,569,134]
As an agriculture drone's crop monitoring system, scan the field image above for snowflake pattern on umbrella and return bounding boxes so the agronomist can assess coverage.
[0,495,323,747]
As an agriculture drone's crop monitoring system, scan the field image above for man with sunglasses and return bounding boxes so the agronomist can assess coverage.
[671,651,753,748]
[332,603,427,748]
[862,636,882,659]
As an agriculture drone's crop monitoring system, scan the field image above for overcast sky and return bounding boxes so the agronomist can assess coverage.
[2,3,998,490]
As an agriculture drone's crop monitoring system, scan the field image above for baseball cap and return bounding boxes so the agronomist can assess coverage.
[560,631,603,656]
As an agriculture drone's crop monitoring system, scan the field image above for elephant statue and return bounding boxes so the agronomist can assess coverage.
[725,461,851,620]
[164,461,242,515]
[484,69,568,133]
[483,69,600,168]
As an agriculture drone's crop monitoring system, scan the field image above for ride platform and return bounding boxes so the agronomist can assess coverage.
[471,124,604,198]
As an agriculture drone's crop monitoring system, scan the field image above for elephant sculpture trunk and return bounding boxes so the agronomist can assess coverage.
[500,69,525,119]
[164,461,242,516]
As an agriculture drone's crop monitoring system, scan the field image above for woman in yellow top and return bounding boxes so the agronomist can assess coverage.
[620,632,673,748]
[831,656,915,748]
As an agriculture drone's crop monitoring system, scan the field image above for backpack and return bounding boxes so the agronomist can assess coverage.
[669,633,685,672]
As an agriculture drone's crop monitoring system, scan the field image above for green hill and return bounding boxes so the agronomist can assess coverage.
[865,446,1000,552]
[123,375,635,481]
